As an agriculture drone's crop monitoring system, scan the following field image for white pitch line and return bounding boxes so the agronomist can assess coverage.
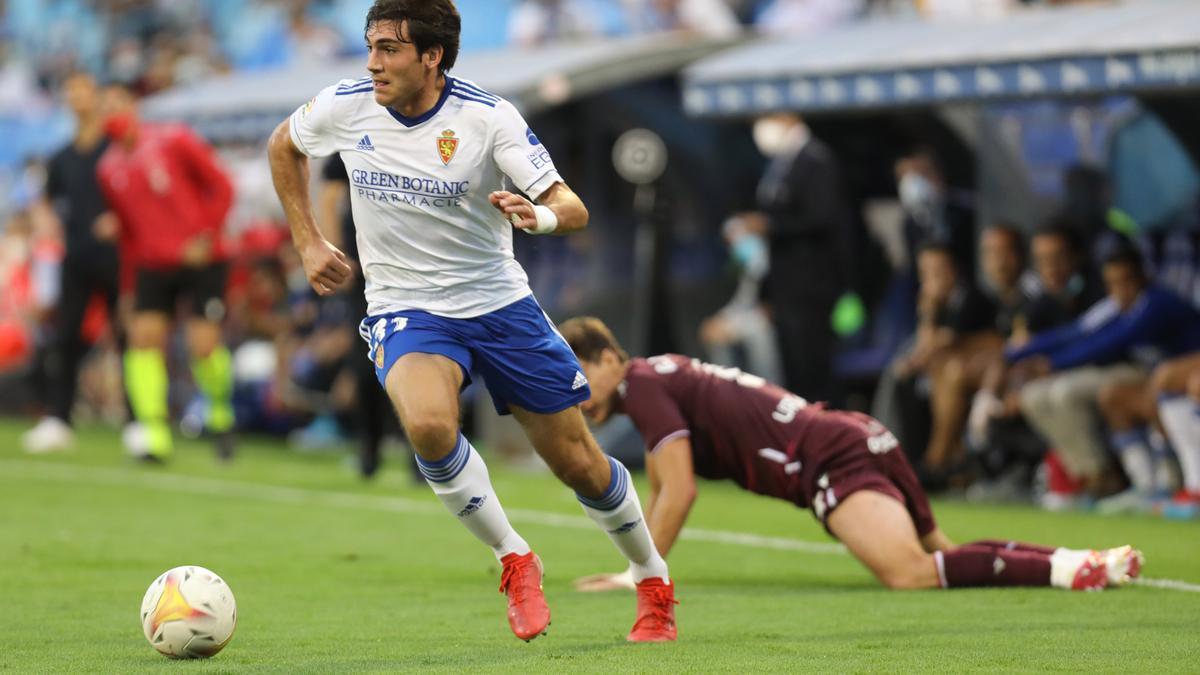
[3,459,1195,591]
[1131,577,1200,593]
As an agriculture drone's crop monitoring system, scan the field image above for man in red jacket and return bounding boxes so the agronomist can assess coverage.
[96,83,236,461]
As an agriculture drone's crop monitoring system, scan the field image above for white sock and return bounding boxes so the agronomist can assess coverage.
[1048,548,1090,589]
[1160,396,1200,492]
[417,433,530,561]
[1110,429,1153,493]
[578,456,669,584]
[1147,429,1178,494]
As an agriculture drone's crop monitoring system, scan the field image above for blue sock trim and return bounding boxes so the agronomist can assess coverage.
[1110,429,1147,451]
[577,456,628,511]
[1161,392,1200,416]
[417,434,471,483]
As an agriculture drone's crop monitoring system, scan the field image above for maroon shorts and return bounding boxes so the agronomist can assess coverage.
[807,433,937,538]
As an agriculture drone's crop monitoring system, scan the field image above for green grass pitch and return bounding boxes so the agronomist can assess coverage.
[1,419,1198,673]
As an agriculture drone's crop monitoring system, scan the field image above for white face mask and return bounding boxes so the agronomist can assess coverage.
[753,118,792,158]
[898,172,935,212]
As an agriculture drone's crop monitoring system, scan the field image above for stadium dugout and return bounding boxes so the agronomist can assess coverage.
[683,0,1200,387]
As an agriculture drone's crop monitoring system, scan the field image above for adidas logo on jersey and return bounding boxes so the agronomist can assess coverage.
[356,135,375,152]
[572,371,588,391]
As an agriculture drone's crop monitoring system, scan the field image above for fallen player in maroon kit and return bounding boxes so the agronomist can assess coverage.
[559,317,1143,592]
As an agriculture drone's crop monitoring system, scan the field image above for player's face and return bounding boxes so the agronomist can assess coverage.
[578,350,624,424]
[1102,262,1143,312]
[917,250,956,303]
[981,229,1021,292]
[1032,234,1072,294]
[365,20,436,108]
[62,73,98,118]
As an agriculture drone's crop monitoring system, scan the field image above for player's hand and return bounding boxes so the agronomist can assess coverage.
[489,191,537,231]
[300,238,353,296]
[92,212,119,242]
[572,568,635,592]
[181,235,214,268]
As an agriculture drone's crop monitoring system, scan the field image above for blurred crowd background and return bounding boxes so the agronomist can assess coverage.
[2,0,1199,518]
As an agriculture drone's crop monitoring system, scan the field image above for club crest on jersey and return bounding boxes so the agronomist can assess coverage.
[437,129,459,165]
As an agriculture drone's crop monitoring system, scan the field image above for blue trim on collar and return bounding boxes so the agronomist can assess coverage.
[385,78,453,128]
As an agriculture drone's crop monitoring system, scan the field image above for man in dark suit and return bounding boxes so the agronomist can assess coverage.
[730,112,851,402]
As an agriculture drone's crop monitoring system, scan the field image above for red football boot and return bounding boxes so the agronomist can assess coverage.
[499,552,550,642]
[627,577,677,642]
[1070,551,1108,591]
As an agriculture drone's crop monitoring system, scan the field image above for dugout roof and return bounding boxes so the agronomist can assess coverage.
[142,34,738,143]
[683,0,1200,117]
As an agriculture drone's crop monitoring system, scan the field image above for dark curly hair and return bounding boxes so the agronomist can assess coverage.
[364,0,461,74]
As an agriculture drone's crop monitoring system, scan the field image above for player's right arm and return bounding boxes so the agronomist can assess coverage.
[644,436,698,560]
[267,88,352,296]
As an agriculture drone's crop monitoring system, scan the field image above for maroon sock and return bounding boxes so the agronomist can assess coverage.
[937,545,1051,587]
[965,539,1057,556]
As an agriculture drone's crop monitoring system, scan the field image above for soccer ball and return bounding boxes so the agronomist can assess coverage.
[140,566,237,659]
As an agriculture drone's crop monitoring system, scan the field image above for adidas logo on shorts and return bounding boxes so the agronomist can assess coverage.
[572,370,588,391]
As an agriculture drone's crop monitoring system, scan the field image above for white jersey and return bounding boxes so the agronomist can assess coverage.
[289,75,563,318]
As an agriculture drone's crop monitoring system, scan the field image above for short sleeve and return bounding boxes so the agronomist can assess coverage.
[623,376,691,454]
[289,84,342,158]
[492,100,562,200]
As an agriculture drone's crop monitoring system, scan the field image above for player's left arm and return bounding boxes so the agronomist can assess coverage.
[489,99,588,235]
[489,181,589,235]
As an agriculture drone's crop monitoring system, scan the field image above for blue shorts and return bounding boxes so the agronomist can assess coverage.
[359,295,591,416]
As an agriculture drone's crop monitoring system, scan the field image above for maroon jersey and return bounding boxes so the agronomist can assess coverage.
[616,355,899,508]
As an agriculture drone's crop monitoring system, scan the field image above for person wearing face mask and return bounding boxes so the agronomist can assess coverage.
[21,72,123,454]
[697,215,782,384]
[894,147,976,279]
[738,112,851,403]
[95,83,237,463]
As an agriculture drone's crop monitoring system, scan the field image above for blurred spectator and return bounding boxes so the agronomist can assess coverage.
[884,243,994,479]
[919,224,1023,477]
[965,222,1102,501]
[0,210,37,376]
[316,154,406,478]
[626,0,742,38]
[698,214,781,383]
[1153,352,1200,516]
[746,112,851,402]
[753,0,865,36]
[21,72,123,454]
[1011,245,1200,502]
[895,146,976,279]
[915,0,1015,20]
[509,0,602,47]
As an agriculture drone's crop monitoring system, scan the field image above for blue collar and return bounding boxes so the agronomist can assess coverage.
[385,78,453,128]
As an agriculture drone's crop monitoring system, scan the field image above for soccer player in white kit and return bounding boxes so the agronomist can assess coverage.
[266,0,676,643]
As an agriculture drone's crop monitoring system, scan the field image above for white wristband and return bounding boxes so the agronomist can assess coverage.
[528,204,558,235]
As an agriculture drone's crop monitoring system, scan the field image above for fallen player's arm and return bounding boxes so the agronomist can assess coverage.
[644,436,698,560]
[573,436,697,593]
[267,119,352,296]
[489,181,589,235]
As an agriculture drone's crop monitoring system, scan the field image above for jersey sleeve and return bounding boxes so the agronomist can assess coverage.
[289,84,344,158]
[624,375,691,454]
[492,99,562,200]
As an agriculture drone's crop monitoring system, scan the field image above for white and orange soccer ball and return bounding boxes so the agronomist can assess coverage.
[140,566,237,659]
